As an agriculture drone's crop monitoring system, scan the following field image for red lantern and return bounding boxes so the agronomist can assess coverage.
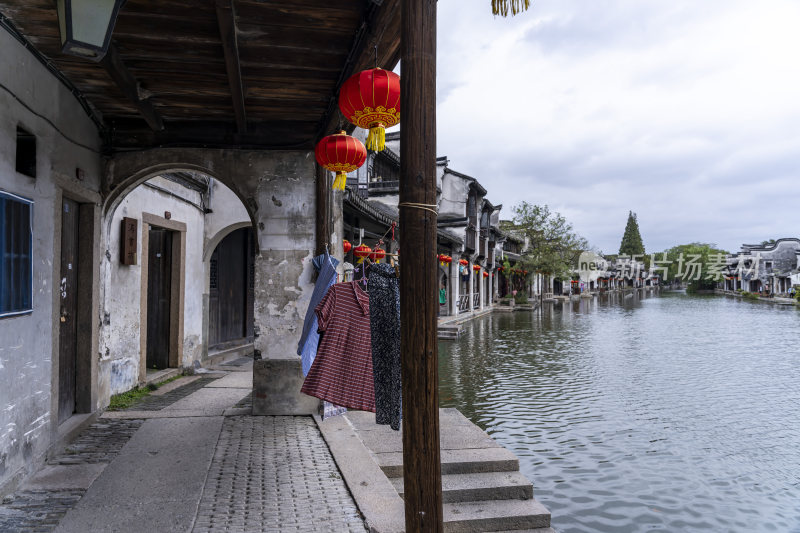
[483,272,489,278]
[473,264,481,272]
[354,244,371,264]
[498,266,504,272]
[343,239,352,254]
[338,68,401,151]
[459,259,468,266]
[315,131,367,191]
[371,247,386,263]
[444,255,452,265]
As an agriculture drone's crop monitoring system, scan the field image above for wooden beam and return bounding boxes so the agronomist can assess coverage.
[215,0,247,134]
[315,0,402,140]
[100,43,164,131]
[399,0,443,531]
[315,163,331,256]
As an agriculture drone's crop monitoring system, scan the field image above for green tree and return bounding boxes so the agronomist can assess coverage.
[502,203,588,282]
[658,242,729,292]
[618,211,645,258]
[492,0,531,17]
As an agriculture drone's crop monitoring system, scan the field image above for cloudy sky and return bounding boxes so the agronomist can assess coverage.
[434,0,800,254]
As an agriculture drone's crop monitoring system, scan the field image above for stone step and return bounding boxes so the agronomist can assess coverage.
[375,447,519,478]
[443,498,551,533]
[487,527,556,533]
[392,471,532,503]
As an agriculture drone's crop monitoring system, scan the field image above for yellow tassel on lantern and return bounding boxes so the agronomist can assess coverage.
[365,123,386,151]
[332,172,347,191]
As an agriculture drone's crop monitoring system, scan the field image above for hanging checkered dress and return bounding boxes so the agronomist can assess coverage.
[301,281,375,412]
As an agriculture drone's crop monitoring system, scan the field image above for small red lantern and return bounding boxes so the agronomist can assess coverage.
[438,254,452,266]
[371,247,386,263]
[459,259,468,266]
[354,244,371,264]
[338,68,401,151]
[473,264,481,272]
[483,272,489,278]
[522,270,529,275]
[498,266,504,272]
[315,131,367,191]
[343,239,352,254]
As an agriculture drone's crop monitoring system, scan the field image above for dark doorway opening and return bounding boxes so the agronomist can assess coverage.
[58,198,79,424]
[209,227,254,350]
[146,228,173,370]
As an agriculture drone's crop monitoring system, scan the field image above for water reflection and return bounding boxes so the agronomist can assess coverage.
[439,291,800,532]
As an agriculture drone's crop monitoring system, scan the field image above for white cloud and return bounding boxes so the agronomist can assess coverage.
[435,0,800,252]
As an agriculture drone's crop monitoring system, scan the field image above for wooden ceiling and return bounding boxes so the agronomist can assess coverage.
[0,0,401,151]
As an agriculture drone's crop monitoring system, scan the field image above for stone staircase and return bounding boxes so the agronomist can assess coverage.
[438,324,463,340]
[375,443,553,532]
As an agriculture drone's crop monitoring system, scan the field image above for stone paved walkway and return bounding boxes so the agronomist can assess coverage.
[0,358,366,533]
[193,417,365,533]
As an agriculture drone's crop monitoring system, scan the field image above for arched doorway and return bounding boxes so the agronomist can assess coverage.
[208,227,255,350]
[101,169,254,397]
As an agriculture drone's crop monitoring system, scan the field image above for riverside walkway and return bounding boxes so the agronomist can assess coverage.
[0,357,366,533]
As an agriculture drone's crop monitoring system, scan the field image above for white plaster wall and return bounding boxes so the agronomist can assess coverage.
[252,151,317,361]
[0,29,101,491]
[100,176,205,398]
[440,173,470,218]
[204,178,251,247]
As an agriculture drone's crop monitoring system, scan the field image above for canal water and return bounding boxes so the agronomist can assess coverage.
[439,291,800,532]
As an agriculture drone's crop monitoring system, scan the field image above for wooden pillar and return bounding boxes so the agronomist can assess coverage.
[399,0,443,530]
[315,163,330,256]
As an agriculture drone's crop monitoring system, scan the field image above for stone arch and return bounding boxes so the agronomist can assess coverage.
[102,148,259,245]
[204,221,254,262]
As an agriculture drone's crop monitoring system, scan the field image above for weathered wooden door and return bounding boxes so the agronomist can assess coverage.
[209,228,254,348]
[58,198,79,424]
[146,228,172,369]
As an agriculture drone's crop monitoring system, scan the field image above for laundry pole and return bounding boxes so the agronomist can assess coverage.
[399,0,444,531]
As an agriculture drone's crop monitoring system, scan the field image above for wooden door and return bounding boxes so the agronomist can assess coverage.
[208,228,254,348]
[146,228,172,369]
[58,198,79,424]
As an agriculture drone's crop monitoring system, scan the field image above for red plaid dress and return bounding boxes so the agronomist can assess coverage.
[300,281,375,412]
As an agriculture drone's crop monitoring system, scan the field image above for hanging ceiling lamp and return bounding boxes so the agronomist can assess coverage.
[338,68,401,151]
[57,0,124,61]
[315,131,367,191]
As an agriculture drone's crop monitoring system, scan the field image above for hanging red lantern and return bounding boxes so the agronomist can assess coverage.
[498,266,504,272]
[483,272,489,278]
[370,247,386,263]
[473,264,481,272]
[343,239,352,254]
[315,131,367,191]
[444,255,452,265]
[459,259,468,266]
[338,68,401,151]
[354,244,372,264]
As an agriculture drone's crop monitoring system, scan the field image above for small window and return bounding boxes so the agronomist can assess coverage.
[0,192,34,317]
[16,126,36,178]
[765,261,773,269]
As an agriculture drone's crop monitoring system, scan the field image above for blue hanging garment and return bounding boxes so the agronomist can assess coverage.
[297,250,339,376]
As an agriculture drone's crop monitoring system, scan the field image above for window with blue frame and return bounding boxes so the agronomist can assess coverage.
[0,191,33,317]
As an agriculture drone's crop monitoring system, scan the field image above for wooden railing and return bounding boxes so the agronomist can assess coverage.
[457,294,471,313]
